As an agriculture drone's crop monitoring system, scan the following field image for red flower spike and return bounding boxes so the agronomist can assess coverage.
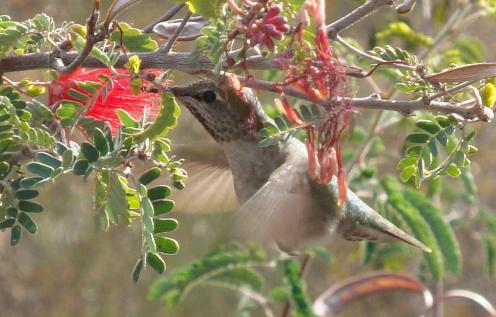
[49,68,160,133]
[277,95,303,125]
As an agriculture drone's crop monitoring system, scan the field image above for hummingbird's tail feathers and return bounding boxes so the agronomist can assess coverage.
[238,161,328,252]
[339,190,431,253]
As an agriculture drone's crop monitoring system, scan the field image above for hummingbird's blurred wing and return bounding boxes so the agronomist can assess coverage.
[171,143,239,213]
[239,160,330,252]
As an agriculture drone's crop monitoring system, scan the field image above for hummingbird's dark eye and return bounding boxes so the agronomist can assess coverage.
[202,90,217,103]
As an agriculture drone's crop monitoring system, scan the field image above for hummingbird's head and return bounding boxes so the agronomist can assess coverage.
[171,80,263,143]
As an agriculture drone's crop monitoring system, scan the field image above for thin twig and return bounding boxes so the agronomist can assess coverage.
[336,35,417,72]
[159,11,192,54]
[59,4,107,74]
[326,0,394,39]
[142,3,185,33]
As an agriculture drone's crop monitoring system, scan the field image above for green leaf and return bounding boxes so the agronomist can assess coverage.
[147,252,166,274]
[132,257,143,283]
[281,258,316,317]
[486,238,496,276]
[19,176,44,189]
[110,22,158,52]
[155,236,179,254]
[35,152,62,169]
[148,243,266,304]
[404,190,461,274]
[62,149,74,170]
[133,93,181,143]
[398,156,417,170]
[153,199,174,216]
[25,162,54,178]
[11,225,21,245]
[73,159,90,175]
[139,167,162,185]
[106,173,129,224]
[81,142,100,163]
[381,178,443,281]
[68,88,89,103]
[416,120,440,134]
[0,218,15,229]
[446,163,461,177]
[147,185,171,200]
[72,34,111,66]
[116,109,139,128]
[183,0,222,19]
[99,209,110,232]
[209,267,264,291]
[406,133,430,144]
[93,128,110,156]
[153,218,178,234]
[18,200,43,213]
[18,212,37,234]
[400,165,417,182]
[436,131,448,146]
[15,189,38,200]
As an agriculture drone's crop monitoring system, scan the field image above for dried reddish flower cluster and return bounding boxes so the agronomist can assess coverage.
[48,68,160,132]
[228,0,290,50]
[246,5,290,50]
[283,0,352,205]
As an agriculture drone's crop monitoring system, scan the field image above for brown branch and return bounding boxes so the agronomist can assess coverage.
[0,51,280,74]
[240,77,483,120]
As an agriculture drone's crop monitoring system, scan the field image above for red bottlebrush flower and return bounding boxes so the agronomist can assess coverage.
[48,68,160,132]
[247,5,290,50]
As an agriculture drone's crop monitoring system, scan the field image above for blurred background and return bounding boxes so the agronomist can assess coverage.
[1,0,496,316]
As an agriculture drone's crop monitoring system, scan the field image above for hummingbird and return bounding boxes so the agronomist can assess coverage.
[170,80,430,253]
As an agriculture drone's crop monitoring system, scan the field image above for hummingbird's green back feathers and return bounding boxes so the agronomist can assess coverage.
[171,80,430,253]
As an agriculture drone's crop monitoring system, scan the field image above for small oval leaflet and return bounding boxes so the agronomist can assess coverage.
[138,167,162,185]
[25,162,54,179]
[147,252,166,274]
[73,159,90,175]
[0,218,15,229]
[18,212,37,234]
[15,189,39,200]
[147,185,171,200]
[81,142,100,163]
[18,200,43,213]
[11,225,21,246]
[152,199,174,216]
[153,218,178,234]
[155,236,179,254]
